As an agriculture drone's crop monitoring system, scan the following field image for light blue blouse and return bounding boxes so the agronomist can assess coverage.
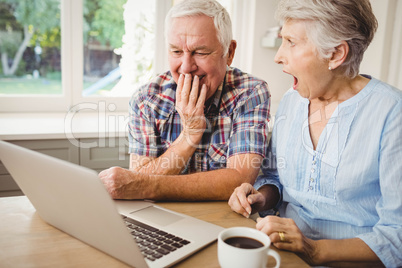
[255,76,402,267]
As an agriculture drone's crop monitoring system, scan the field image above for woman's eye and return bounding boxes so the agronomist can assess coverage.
[287,39,295,46]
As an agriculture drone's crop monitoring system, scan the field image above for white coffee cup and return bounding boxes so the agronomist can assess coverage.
[218,227,281,268]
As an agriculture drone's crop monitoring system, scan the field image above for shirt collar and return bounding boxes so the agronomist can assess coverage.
[205,78,224,114]
[205,66,230,114]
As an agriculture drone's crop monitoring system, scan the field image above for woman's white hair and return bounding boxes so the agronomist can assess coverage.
[165,0,233,56]
[276,0,378,78]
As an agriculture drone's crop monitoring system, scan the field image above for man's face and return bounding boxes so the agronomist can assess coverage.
[167,15,235,100]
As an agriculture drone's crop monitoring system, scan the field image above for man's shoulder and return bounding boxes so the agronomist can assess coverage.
[130,71,176,116]
[136,71,175,96]
[226,67,269,91]
[223,67,271,104]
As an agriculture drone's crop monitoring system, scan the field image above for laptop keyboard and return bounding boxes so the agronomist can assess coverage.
[121,215,191,262]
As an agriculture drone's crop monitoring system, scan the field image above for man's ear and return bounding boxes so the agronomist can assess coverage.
[329,41,349,70]
[226,40,237,66]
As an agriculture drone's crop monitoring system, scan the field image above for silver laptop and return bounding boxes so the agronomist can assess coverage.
[0,140,224,268]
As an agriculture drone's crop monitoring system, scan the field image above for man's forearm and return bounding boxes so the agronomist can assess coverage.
[141,168,249,201]
[131,133,198,175]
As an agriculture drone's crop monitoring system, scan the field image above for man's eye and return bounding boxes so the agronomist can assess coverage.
[195,52,209,56]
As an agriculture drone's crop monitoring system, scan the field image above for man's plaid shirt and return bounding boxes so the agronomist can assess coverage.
[128,67,271,173]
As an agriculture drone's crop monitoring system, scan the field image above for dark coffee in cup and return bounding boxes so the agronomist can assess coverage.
[224,236,264,249]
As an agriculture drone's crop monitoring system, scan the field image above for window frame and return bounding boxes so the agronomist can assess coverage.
[0,0,171,113]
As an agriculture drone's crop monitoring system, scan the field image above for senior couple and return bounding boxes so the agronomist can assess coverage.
[99,0,402,266]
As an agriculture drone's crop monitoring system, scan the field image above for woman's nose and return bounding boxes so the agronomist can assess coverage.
[274,43,285,65]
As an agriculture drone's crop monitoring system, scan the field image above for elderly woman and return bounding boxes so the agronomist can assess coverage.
[228,0,402,267]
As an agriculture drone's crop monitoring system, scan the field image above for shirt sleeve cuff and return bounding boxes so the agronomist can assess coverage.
[253,175,283,216]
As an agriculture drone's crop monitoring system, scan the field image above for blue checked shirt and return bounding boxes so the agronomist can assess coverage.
[128,67,271,173]
[255,76,402,267]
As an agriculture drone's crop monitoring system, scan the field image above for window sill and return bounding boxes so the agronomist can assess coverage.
[0,112,129,141]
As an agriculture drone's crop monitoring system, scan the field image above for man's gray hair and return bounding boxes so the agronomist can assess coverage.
[165,0,233,56]
[276,0,378,78]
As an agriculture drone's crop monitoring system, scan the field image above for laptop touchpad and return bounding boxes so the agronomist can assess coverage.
[130,206,184,226]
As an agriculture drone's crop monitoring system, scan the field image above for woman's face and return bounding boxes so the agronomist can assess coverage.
[274,20,331,100]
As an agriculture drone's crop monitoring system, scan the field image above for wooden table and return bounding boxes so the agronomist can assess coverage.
[0,196,309,267]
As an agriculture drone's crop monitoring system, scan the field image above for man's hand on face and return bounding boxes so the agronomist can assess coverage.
[175,74,208,147]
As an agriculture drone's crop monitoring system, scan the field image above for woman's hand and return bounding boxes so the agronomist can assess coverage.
[228,183,267,218]
[256,216,319,265]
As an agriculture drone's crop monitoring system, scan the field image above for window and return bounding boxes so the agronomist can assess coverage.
[0,0,64,111]
[0,0,238,113]
[0,0,170,112]
[82,0,158,98]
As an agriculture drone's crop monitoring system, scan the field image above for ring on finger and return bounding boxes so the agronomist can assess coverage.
[278,231,286,242]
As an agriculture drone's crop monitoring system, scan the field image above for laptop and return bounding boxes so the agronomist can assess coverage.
[0,140,224,268]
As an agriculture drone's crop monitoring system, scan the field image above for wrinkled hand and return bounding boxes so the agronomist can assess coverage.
[228,183,267,218]
[256,216,318,265]
[175,74,208,147]
[99,167,146,200]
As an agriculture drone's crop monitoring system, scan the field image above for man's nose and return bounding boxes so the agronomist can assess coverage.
[180,53,197,74]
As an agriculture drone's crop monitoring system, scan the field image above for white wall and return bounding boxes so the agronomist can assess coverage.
[232,0,290,114]
[250,0,290,115]
[360,0,394,81]
[234,0,401,115]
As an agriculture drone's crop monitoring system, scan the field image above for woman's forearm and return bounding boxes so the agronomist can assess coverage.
[312,238,382,267]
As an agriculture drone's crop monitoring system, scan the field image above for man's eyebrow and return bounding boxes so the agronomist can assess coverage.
[168,44,181,50]
[168,44,210,51]
[193,45,209,50]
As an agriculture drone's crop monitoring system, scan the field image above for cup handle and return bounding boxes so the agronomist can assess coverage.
[267,249,281,268]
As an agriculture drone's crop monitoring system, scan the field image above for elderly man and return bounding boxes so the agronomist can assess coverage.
[99,0,272,201]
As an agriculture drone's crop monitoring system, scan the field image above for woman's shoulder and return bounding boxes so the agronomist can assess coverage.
[367,77,402,102]
[275,88,304,115]
[362,77,402,118]
[339,76,401,112]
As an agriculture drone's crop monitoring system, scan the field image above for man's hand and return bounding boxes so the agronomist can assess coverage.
[98,167,150,200]
[228,183,267,218]
[175,74,208,147]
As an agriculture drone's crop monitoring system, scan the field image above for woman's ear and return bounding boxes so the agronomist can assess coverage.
[329,41,349,70]
[226,40,237,66]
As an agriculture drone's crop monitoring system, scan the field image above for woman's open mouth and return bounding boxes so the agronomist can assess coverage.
[283,70,298,90]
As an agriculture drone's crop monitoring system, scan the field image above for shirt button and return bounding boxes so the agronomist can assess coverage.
[310,178,314,182]
[312,160,316,165]
[309,186,313,191]
[311,168,315,173]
